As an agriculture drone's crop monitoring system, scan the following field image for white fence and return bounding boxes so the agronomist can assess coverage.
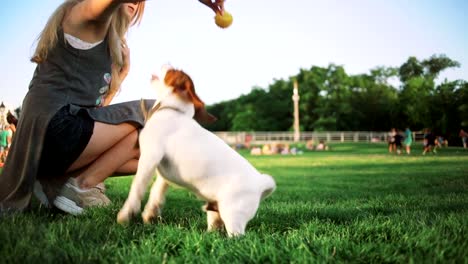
[213,131,424,145]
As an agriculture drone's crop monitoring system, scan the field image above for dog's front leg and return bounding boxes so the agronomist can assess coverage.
[142,171,169,224]
[117,148,163,225]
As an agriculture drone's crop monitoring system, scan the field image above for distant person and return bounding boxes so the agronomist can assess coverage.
[388,128,396,153]
[5,124,13,158]
[404,127,413,154]
[280,144,290,155]
[6,111,18,135]
[270,142,280,154]
[394,130,404,155]
[0,125,9,164]
[250,147,262,156]
[244,134,253,148]
[459,129,468,149]
[5,112,18,155]
[262,144,272,155]
[306,139,315,150]
[290,147,298,155]
[316,140,328,151]
[435,135,448,149]
[440,136,448,147]
[422,128,436,155]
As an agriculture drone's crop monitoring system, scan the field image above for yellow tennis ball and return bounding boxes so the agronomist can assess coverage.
[214,11,233,28]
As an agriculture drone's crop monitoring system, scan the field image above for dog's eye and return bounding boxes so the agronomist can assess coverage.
[151,74,159,81]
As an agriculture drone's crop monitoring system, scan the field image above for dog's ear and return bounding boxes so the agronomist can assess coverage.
[194,107,218,125]
[165,69,217,125]
[176,89,217,125]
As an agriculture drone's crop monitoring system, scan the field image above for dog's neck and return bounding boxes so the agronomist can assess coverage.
[153,93,195,118]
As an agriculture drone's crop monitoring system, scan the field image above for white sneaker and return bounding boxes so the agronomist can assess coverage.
[53,178,111,215]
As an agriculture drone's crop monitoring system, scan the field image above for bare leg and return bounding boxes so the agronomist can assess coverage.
[66,122,139,189]
[115,159,139,175]
[36,123,139,210]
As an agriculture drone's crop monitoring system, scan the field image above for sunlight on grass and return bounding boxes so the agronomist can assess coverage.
[1,143,467,262]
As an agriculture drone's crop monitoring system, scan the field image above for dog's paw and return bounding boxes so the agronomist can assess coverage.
[142,206,161,224]
[117,201,141,225]
[117,209,132,225]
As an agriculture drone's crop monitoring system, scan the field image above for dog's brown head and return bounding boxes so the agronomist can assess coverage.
[151,66,217,125]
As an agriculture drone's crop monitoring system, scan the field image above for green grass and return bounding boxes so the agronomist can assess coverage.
[1,143,468,263]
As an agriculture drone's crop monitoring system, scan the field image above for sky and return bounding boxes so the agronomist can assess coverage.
[0,0,467,111]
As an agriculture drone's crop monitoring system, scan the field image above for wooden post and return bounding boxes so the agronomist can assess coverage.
[293,80,300,142]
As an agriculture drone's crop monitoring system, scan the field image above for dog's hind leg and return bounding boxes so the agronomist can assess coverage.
[142,171,169,224]
[117,148,163,225]
[203,202,224,232]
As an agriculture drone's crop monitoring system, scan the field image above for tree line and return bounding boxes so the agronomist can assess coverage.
[205,54,468,145]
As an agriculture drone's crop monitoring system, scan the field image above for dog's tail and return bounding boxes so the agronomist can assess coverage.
[259,174,276,200]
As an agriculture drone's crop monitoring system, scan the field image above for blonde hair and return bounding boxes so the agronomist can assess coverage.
[31,0,145,69]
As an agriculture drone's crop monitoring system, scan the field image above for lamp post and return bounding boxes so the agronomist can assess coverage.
[292,80,300,142]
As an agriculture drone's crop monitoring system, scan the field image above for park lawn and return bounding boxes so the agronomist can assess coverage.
[1,143,467,263]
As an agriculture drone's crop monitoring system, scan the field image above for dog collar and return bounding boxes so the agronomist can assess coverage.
[142,101,185,124]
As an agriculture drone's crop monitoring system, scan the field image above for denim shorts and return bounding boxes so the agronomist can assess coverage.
[38,105,94,179]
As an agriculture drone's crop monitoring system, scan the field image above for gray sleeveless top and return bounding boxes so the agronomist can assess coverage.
[0,30,154,211]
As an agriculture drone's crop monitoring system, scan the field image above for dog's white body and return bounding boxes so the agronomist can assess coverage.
[117,68,276,237]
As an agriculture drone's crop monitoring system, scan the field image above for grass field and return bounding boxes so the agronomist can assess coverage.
[1,143,468,263]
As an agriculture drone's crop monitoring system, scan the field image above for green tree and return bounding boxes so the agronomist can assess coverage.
[456,81,468,127]
[295,66,325,131]
[399,56,424,83]
[398,54,460,130]
[205,54,465,137]
[422,54,460,78]
[349,68,398,130]
[429,80,461,135]
[231,104,257,131]
[312,64,352,131]
[205,99,237,131]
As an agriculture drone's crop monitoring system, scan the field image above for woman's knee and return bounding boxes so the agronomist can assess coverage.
[92,122,137,143]
[125,129,139,145]
[124,130,140,156]
[69,124,139,171]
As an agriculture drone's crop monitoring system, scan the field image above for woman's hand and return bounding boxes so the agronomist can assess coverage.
[199,0,225,14]
[112,41,130,90]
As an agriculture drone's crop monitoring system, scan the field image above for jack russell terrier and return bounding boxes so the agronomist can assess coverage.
[117,66,276,237]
